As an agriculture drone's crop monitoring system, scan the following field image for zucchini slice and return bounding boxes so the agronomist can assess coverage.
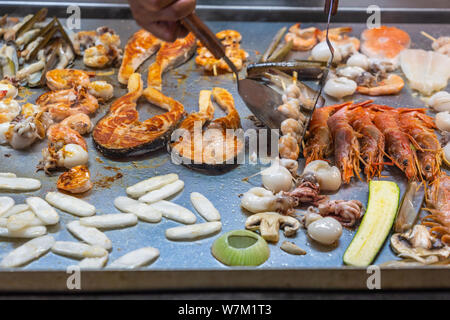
[343,181,400,267]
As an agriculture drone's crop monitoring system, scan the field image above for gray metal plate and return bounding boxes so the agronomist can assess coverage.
[0,17,449,278]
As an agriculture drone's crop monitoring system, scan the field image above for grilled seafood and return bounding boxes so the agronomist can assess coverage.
[400,49,450,96]
[46,123,88,151]
[318,200,364,228]
[5,103,50,149]
[94,73,184,157]
[87,81,114,101]
[0,79,18,100]
[304,103,350,164]
[170,88,243,170]
[327,105,362,183]
[324,77,357,99]
[349,104,385,180]
[424,172,450,245]
[284,24,319,51]
[356,74,404,96]
[0,98,20,124]
[196,30,248,73]
[372,105,418,180]
[57,165,92,194]
[74,27,122,68]
[60,113,93,135]
[361,26,411,67]
[36,87,99,121]
[46,69,92,91]
[118,30,161,85]
[281,173,326,207]
[147,33,196,91]
[279,135,300,160]
[432,36,450,57]
[397,108,442,181]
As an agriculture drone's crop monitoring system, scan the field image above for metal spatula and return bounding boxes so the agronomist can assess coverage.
[182,13,286,129]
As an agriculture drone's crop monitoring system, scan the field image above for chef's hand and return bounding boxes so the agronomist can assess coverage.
[128,0,196,42]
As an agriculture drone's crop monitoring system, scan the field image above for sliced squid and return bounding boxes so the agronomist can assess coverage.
[0,226,47,238]
[66,221,112,250]
[114,196,162,223]
[165,222,222,241]
[1,204,29,218]
[126,173,178,198]
[138,180,184,203]
[108,247,160,269]
[79,213,138,229]
[51,241,108,260]
[79,255,108,269]
[26,197,59,225]
[0,173,16,178]
[7,211,43,231]
[0,197,14,216]
[45,192,96,217]
[190,192,221,222]
[0,177,41,192]
[149,201,197,225]
[0,235,55,268]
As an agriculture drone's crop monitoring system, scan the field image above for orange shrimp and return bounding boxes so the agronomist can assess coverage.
[60,113,93,135]
[397,108,442,181]
[357,74,404,96]
[46,123,88,151]
[46,69,93,91]
[57,165,93,194]
[303,102,351,164]
[36,87,99,121]
[285,24,319,51]
[327,105,362,184]
[349,102,385,180]
[371,105,418,180]
[423,172,450,245]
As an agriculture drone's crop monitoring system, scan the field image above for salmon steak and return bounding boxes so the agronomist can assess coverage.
[170,88,243,171]
[118,29,161,85]
[93,73,184,157]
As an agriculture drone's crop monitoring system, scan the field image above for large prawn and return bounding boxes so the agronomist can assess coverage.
[397,108,442,181]
[303,102,351,164]
[423,172,450,246]
[371,105,418,180]
[327,104,362,183]
[349,101,385,180]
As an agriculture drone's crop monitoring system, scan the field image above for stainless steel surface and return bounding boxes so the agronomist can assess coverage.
[0,8,449,290]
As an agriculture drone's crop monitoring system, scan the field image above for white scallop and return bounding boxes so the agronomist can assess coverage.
[45,192,95,217]
[435,111,450,132]
[80,213,138,229]
[66,221,112,250]
[307,217,343,245]
[51,241,108,259]
[126,173,179,198]
[26,197,59,225]
[149,201,196,224]
[0,235,55,268]
[190,192,221,222]
[0,197,14,216]
[138,180,184,203]
[56,144,89,169]
[108,247,160,269]
[114,196,162,223]
[165,222,222,241]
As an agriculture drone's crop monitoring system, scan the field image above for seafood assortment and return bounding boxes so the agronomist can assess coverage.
[0,9,449,274]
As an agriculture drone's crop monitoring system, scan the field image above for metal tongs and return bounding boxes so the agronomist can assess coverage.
[181,0,338,130]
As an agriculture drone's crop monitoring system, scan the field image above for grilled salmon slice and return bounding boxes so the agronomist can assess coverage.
[147,33,197,91]
[170,88,243,171]
[118,30,161,85]
[93,73,184,157]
